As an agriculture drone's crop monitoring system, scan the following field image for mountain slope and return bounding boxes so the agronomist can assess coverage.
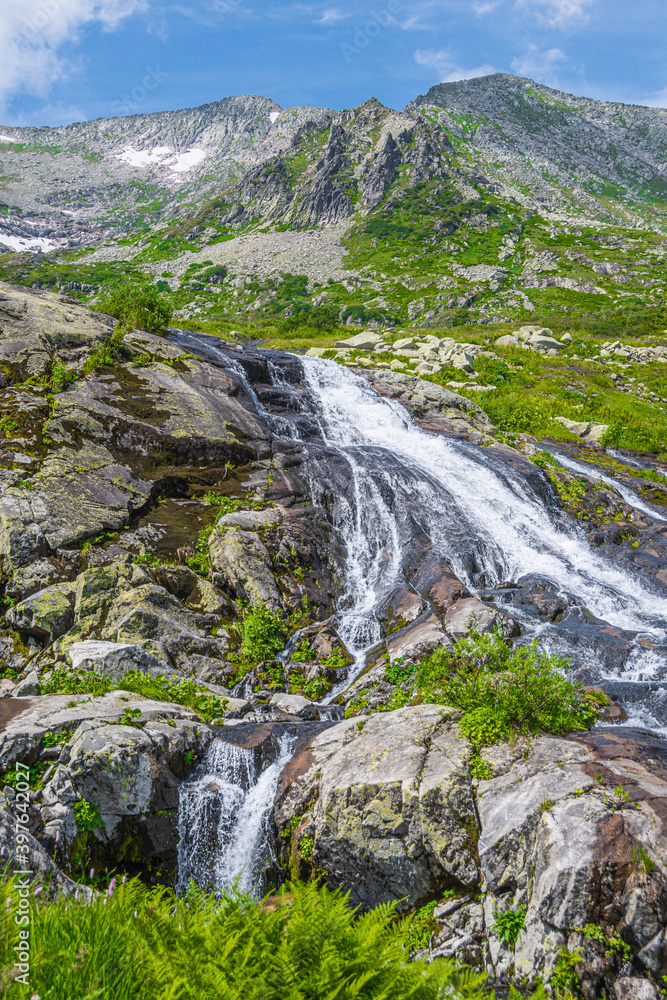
[412,73,667,226]
[0,96,332,251]
[2,75,667,332]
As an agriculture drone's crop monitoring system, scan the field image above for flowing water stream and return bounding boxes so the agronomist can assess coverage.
[177,733,296,897]
[300,359,667,690]
[175,338,667,892]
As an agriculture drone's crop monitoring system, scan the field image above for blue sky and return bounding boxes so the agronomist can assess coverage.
[1,0,666,126]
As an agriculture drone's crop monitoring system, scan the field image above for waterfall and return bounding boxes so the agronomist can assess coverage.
[171,334,667,896]
[300,358,667,712]
[177,734,296,897]
[168,335,667,887]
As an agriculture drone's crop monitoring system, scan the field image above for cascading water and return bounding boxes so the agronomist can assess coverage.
[177,734,296,897]
[172,334,667,893]
[545,447,667,523]
[299,358,667,713]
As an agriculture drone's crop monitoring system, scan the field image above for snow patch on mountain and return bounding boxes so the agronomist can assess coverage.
[115,145,207,178]
[0,234,57,252]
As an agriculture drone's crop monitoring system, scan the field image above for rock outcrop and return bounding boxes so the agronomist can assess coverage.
[0,692,215,880]
[275,708,667,992]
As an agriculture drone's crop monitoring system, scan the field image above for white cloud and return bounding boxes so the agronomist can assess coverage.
[0,0,146,108]
[511,45,566,85]
[415,48,495,83]
[514,0,596,29]
[473,1,503,15]
[316,6,349,24]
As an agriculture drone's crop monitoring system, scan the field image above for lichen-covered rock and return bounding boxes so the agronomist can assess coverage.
[101,583,228,670]
[444,596,514,639]
[0,292,273,573]
[66,640,170,681]
[6,581,75,639]
[359,370,496,435]
[74,562,153,620]
[476,728,667,984]
[275,713,667,991]
[209,526,283,610]
[7,557,70,600]
[274,705,477,910]
[0,282,111,383]
[386,614,450,663]
[0,690,203,770]
[41,714,214,873]
[0,791,91,899]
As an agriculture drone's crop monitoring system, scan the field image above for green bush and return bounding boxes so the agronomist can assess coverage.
[0,876,490,1000]
[236,604,288,664]
[96,281,172,334]
[74,799,102,832]
[278,304,340,334]
[415,631,596,745]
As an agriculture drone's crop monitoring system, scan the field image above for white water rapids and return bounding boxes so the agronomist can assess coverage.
[301,359,666,676]
[175,341,667,894]
[177,734,295,898]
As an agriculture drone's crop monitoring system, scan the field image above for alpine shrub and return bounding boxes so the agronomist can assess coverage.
[96,281,172,334]
[236,604,288,663]
[415,630,596,744]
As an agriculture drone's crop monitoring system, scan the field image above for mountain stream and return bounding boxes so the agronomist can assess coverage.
[175,337,667,895]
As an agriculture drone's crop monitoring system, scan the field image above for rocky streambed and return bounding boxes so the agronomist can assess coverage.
[1,282,667,995]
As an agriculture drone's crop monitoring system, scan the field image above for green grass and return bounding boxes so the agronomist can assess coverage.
[39,668,229,723]
[0,877,492,1000]
[424,341,667,453]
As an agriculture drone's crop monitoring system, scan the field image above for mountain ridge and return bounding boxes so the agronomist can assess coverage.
[2,73,667,332]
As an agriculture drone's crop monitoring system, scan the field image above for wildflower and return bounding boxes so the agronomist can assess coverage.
[89,868,94,880]
[108,878,116,898]
[103,898,107,905]
[5,897,11,912]
[122,875,127,884]
[34,886,43,897]
[134,910,138,918]
[55,831,60,844]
